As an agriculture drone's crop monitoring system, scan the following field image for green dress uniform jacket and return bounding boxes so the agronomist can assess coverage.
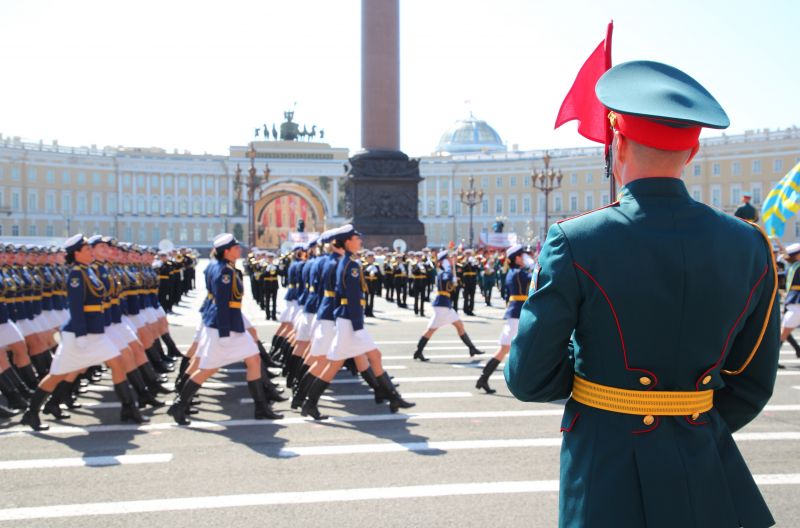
[505,177,780,528]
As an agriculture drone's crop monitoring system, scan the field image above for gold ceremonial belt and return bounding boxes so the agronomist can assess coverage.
[791,286,800,291]
[83,305,104,313]
[509,295,528,301]
[264,278,278,281]
[323,291,335,297]
[437,291,451,297]
[158,275,169,279]
[463,272,477,276]
[571,376,713,416]
[340,299,366,306]
[228,302,242,309]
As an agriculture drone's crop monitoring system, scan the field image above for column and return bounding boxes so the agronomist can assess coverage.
[361,0,399,151]
[435,175,440,216]
[333,175,339,216]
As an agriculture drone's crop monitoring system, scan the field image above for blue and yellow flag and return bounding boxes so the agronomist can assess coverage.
[762,162,800,237]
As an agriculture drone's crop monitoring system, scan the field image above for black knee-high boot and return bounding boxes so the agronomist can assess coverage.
[114,382,149,424]
[146,345,170,374]
[460,333,485,356]
[476,358,500,394]
[20,388,51,430]
[293,363,311,392]
[151,339,174,369]
[291,372,316,410]
[18,364,40,391]
[168,379,201,426]
[247,380,284,420]
[0,370,28,410]
[360,367,387,404]
[788,334,800,358]
[139,363,171,396]
[42,381,72,419]
[5,367,33,398]
[160,333,182,358]
[257,340,282,369]
[413,336,430,362]
[343,358,358,376]
[376,373,415,413]
[127,369,165,409]
[30,354,50,379]
[301,377,330,421]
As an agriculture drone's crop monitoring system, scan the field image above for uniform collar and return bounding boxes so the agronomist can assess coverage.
[620,177,691,200]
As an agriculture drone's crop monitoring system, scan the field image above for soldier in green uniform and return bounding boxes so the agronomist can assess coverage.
[506,61,780,527]
[734,193,759,222]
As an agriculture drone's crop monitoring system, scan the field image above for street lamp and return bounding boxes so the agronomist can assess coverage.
[234,143,270,248]
[531,151,563,236]
[459,176,484,248]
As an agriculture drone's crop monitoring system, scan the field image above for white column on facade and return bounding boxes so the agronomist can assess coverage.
[435,174,440,216]
[146,172,151,214]
[160,172,165,212]
[201,173,207,215]
[333,175,339,217]
[448,175,453,216]
[214,171,220,216]
[423,177,428,216]
[188,173,193,217]
[228,174,233,216]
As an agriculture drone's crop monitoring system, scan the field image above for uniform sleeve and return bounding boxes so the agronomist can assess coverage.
[715,234,780,432]
[215,267,233,338]
[505,223,581,402]
[67,270,88,337]
[346,261,365,331]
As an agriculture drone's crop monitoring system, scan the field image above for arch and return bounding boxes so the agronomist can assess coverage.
[254,181,329,249]
[259,177,332,218]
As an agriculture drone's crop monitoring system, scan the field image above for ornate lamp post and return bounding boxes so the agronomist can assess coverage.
[531,151,563,236]
[234,142,270,248]
[459,175,484,248]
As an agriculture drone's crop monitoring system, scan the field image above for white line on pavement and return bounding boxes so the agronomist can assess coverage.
[1,474,798,521]
[238,392,473,404]
[0,453,173,470]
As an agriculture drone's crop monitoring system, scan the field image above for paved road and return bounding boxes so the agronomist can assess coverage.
[1,261,799,527]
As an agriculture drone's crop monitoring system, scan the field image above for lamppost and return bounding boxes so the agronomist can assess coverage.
[459,175,484,249]
[531,151,563,236]
[234,143,270,248]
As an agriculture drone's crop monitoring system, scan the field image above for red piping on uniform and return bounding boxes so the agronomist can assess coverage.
[557,202,619,225]
[684,415,708,426]
[696,264,768,390]
[573,262,658,389]
[560,412,580,433]
[632,416,660,435]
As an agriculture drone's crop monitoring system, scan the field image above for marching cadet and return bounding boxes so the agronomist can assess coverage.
[423,248,436,301]
[476,244,531,394]
[461,249,479,315]
[298,225,414,420]
[364,251,381,317]
[506,61,779,527]
[778,243,800,368]
[480,252,496,306]
[286,238,321,391]
[22,235,147,431]
[393,253,408,308]
[269,244,304,375]
[155,252,173,313]
[168,234,283,425]
[382,252,395,302]
[451,253,464,313]
[734,193,759,222]
[412,250,485,361]
[410,252,428,317]
[263,252,280,321]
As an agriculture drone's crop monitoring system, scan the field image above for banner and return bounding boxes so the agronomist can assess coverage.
[287,232,320,244]
[479,232,518,248]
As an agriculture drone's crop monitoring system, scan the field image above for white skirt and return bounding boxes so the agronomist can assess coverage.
[0,321,25,347]
[120,316,141,340]
[783,303,800,328]
[41,311,60,330]
[142,307,158,324]
[50,331,121,375]
[309,319,335,357]
[155,305,167,319]
[243,313,253,331]
[58,309,69,326]
[192,322,204,343]
[16,318,38,337]
[31,314,49,333]
[197,328,258,370]
[107,323,133,351]
[279,300,298,324]
[328,318,376,360]
[426,306,460,330]
[295,312,315,341]
[498,318,520,346]
[128,313,146,329]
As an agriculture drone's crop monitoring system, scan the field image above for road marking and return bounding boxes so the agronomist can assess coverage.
[0,410,563,438]
[777,371,800,376]
[207,375,499,388]
[373,339,495,345]
[1,474,798,521]
[237,391,472,404]
[278,438,562,457]
[0,453,172,470]
[451,363,504,370]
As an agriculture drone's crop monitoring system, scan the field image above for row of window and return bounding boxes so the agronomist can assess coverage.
[0,168,228,192]
[693,158,798,178]
[121,173,224,192]
[0,222,224,244]
[421,192,611,217]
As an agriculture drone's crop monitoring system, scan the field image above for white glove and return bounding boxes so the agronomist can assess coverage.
[522,254,535,269]
[219,336,233,347]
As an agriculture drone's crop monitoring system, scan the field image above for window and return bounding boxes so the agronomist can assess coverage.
[166,226,174,240]
[108,173,116,186]
[91,194,102,214]
[495,176,502,188]
[585,193,594,210]
[730,184,741,206]
[137,196,146,214]
[523,196,531,214]
[774,159,784,174]
[179,227,188,242]
[510,175,517,188]
[192,201,201,215]
[206,177,214,190]
[62,171,71,185]
[732,161,741,176]
[152,226,160,242]
[554,196,562,212]
[219,201,228,215]
[11,189,20,211]
[193,227,201,241]
[586,173,593,184]
[77,194,87,214]
[138,226,146,242]
[509,197,517,214]
[179,176,187,189]
[179,200,188,215]
[61,193,71,213]
[27,168,36,182]
[426,199,434,216]
[165,175,174,188]
[495,197,503,214]
[570,173,577,185]
[45,192,55,213]
[751,183,762,205]
[601,192,610,206]
[192,176,200,191]
[454,200,461,215]
[77,172,86,185]
[27,191,37,211]
[137,174,145,187]
[693,164,701,177]
[691,185,702,202]
[11,168,19,181]
[481,176,488,189]
[107,194,117,214]
[752,160,761,174]
[46,170,55,184]
[207,200,216,215]
[11,224,19,236]
[481,198,488,215]
[123,173,131,186]
[206,226,214,241]
[45,224,53,237]
[151,197,160,214]
[523,176,530,188]
[151,175,159,187]
[124,226,132,240]
[164,198,174,215]
[441,199,449,216]
[28,224,37,236]
[712,163,720,176]
[711,185,721,207]
[569,194,578,211]
[122,195,132,214]
[92,173,101,186]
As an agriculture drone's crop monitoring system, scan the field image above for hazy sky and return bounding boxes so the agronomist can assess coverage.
[0,0,796,157]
